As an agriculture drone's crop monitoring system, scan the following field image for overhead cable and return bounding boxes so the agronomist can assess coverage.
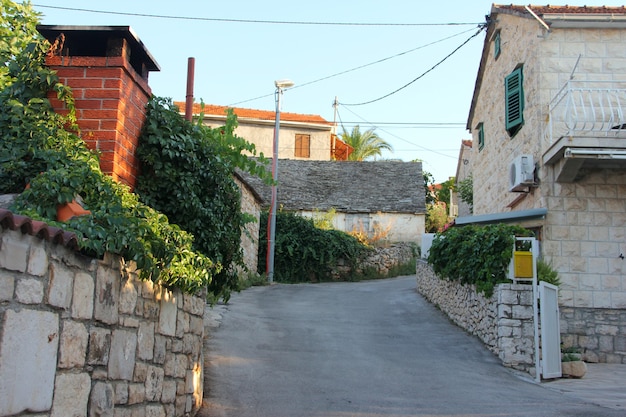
[32,4,482,27]
[339,25,487,106]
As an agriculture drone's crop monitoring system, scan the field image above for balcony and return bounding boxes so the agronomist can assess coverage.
[544,80,626,182]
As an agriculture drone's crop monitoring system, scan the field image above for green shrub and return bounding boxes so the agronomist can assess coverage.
[537,258,561,286]
[258,211,369,282]
[427,224,532,297]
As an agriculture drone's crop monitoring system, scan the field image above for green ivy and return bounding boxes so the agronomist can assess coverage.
[0,0,216,295]
[258,211,369,282]
[427,224,531,296]
[135,97,272,301]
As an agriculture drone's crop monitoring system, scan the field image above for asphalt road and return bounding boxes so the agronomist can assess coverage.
[200,276,621,417]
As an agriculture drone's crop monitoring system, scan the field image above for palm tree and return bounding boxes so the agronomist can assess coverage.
[340,125,392,161]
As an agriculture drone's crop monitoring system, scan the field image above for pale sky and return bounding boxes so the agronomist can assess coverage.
[31,1,626,182]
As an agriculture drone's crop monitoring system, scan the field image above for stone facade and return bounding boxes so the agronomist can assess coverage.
[0,228,205,417]
[416,261,536,374]
[466,5,626,362]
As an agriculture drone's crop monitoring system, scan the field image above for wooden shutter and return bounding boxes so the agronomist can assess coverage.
[295,134,310,158]
[505,67,524,135]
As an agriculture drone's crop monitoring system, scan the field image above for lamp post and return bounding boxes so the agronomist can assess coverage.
[267,79,294,283]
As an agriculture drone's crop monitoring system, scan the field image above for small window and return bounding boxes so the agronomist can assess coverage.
[295,134,310,158]
[477,122,485,151]
[505,66,524,137]
[494,30,501,59]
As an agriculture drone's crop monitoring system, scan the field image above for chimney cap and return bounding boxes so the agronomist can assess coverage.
[37,25,160,73]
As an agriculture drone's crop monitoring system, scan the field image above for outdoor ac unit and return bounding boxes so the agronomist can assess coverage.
[509,154,535,192]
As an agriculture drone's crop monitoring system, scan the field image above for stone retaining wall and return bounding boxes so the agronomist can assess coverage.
[0,228,205,417]
[416,260,536,374]
[358,243,416,276]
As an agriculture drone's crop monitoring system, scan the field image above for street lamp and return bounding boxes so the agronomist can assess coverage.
[267,79,294,283]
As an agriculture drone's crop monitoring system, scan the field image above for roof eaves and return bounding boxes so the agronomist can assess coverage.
[0,208,80,250]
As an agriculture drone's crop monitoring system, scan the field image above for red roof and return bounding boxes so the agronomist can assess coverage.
[0,208,79,250]
[462,140,473,148]
[173,102,332,126]
[494,4,626,15]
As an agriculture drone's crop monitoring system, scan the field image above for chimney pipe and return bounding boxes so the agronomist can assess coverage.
[185,57,195,122]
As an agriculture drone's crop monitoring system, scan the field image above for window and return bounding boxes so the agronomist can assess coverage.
[477,122,485,151]
[295,134,310,158]
[494,30,501,59]
[505,66,524,137]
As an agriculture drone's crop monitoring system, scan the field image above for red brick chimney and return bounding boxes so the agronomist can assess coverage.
[38,26,160,190]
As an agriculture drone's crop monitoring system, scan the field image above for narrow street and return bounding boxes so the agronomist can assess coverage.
[199,276,621,417]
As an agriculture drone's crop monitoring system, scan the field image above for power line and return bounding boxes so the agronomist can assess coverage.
[229,27,478,107]
[32,4,482,27]
[339,25,487,106]
[338,106,461,160]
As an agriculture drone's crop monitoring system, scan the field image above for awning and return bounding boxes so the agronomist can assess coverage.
[454,208,547,226]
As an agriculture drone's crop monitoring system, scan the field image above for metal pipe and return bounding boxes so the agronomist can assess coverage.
[266,79,294,283]
[185,57,195,122]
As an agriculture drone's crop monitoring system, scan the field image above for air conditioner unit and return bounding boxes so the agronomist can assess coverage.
[509,154,535,192]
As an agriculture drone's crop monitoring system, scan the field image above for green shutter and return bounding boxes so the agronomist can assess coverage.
[478,123,485,151]
[505,67,524,135]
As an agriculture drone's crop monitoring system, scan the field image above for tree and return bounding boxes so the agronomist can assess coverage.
[423,170,436,205]
[436,177,456,206]
[340,125,392,161]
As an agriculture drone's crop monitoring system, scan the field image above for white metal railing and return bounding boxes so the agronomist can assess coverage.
[549,80,626,141]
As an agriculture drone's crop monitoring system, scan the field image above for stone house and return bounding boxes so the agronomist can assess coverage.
[464,4,626,363]
[239,159,426,243]
[175,102,353,161]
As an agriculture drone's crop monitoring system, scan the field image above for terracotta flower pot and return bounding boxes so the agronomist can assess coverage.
[56,200,91,222]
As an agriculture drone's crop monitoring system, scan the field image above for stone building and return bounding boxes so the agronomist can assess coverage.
[464,4,626,363]
[239,159,426,243]
[176,102,353,161]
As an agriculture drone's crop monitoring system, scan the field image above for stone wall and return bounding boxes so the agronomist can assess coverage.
[235,176,261,275]
[560,306,626,364]
[358,243,416,276]
[416,260,536,374]
[0,227,205,417]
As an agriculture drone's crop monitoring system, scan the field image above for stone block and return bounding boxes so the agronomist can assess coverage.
[94,263,120,325]
[88,327,111,365]
[128,383,145,405]
[114,381,129,405]
[158,289,177,336]
[154,335,167,364]
[27,244,49,276]
[59,320,88,368]
[0,232,29,272]
[119,276,138,315]
[137,322,155,361]
[15,277,44,304]
[108,329,137,381]
[89,382,114,417]
[146,405,165,417]
[134,361,148,383]
[0,274,14,301]
[145,366,165,401]
[161,379,176,404]
[48,262,74,309]
[114,408,132,417]
[0,309,59,415]
[72,272,94,319]
[51,372,91,417]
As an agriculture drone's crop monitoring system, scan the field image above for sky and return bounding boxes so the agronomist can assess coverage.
[29,0,626,183]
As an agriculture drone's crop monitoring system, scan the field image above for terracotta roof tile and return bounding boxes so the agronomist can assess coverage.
[174,102,332,125]
[495,4,626,15]
[0,208,79,250]
[462,140,473,148]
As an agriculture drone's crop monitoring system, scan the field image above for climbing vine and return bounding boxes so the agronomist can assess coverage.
[427,224,531,296]
[0,1,219,296]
